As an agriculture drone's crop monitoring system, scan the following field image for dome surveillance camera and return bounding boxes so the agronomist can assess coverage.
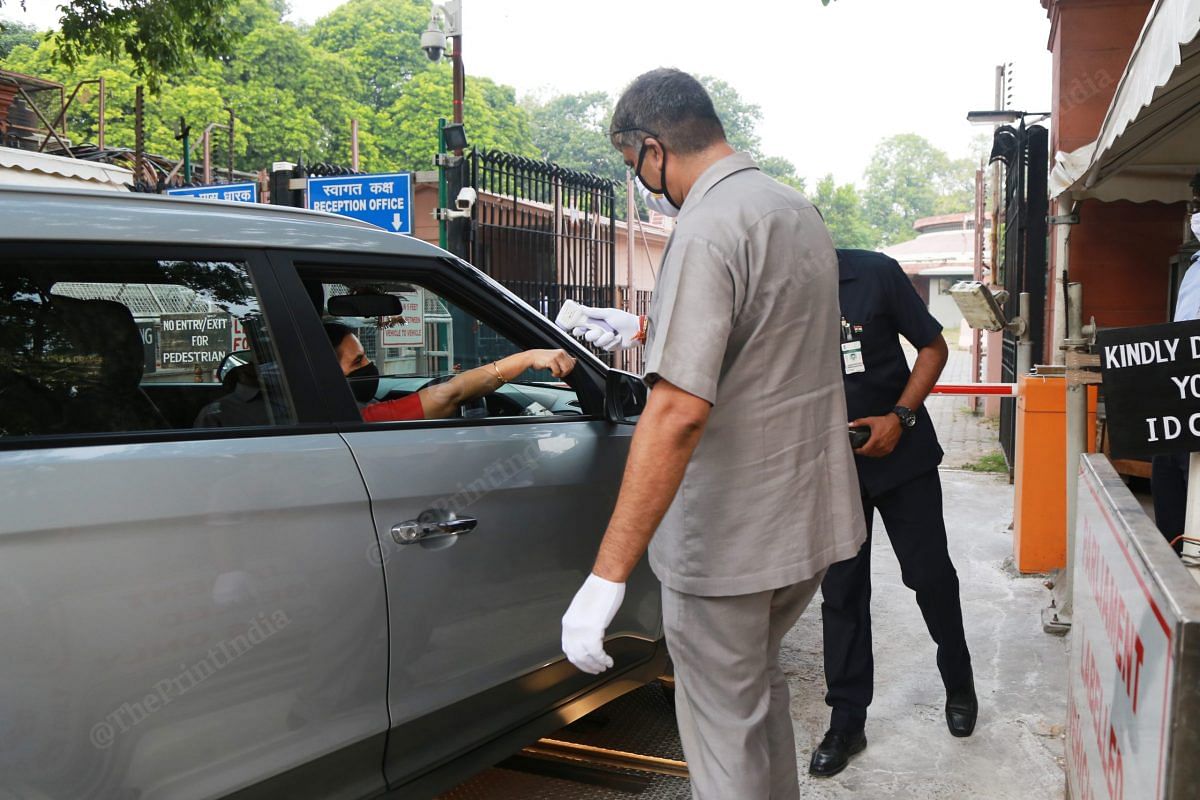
[420,26,446,62]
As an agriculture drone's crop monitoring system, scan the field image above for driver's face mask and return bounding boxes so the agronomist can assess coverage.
[347,361,380,404]
[636,176,679,218]
[1192,212,1200,241]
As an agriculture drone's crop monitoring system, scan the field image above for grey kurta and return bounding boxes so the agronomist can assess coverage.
[644,152,866,596]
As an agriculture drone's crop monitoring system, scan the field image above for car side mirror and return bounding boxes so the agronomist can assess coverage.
[605,369,647,423]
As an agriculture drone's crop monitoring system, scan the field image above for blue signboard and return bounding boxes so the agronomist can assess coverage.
[306,172,412,234]
[166,182,258,203]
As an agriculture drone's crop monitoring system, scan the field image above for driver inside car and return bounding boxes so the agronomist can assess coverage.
[324,322,576,422]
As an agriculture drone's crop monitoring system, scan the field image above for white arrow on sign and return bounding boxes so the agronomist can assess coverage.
[392,213,402,231]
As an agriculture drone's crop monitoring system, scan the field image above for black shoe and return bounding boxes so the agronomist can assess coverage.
[945,679,978,737]
[808,729,867,777]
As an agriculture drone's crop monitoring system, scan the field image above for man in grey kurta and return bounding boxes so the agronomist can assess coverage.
[560,68,864,799]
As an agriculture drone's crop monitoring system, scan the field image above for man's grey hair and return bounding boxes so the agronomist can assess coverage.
[609,68,726,154]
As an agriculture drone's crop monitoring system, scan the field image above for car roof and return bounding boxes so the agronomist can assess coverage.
[0,184,612,373]
[0,184,451,258]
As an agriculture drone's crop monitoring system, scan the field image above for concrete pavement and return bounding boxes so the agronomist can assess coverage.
[925,342,1004,470]
[783,470,1067,798]
[779,350,1068,798]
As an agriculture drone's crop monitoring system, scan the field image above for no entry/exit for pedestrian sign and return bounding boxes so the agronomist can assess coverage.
[307,172,412,234]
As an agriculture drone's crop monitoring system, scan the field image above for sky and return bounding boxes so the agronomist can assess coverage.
[6,0,1054,187]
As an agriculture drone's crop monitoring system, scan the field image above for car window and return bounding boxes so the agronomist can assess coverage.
[308,275,584,422]
[1,257,295,439]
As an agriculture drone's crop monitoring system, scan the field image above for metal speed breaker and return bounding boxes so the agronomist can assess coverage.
[307,173,412,234]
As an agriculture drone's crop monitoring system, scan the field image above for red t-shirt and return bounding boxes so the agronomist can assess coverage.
[360,393,425,422]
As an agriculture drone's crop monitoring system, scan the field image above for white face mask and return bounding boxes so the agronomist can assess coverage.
[1192,212,1200,241]
[636,177,679,218]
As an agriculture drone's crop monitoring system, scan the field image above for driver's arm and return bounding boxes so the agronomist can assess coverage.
[416,349,576,420]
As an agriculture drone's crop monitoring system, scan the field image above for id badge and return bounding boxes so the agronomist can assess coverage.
[842,340,865,374]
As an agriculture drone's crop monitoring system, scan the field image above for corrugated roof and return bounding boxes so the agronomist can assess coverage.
[0,147,133,191]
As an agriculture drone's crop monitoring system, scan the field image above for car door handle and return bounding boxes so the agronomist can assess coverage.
[391,510,478,545]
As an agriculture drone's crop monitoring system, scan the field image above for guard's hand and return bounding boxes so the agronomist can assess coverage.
[851,413,902,458]
[575,306,643,352]
[561,573,626,674]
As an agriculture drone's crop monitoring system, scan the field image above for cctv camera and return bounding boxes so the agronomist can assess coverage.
[421,27,446,61]
[455,187,477,211]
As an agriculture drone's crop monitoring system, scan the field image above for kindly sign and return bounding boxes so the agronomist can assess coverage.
[306,172,412,234]
[1097,320,1200,458]
[166,182,259,203]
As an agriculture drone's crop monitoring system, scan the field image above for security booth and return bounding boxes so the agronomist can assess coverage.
[1065,317,1200,799]
[1071,454,1200,800]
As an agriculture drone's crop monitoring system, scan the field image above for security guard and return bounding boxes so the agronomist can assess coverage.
[808,248,977,778]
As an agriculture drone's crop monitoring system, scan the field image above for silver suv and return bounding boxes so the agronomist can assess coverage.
[0,186,663,799]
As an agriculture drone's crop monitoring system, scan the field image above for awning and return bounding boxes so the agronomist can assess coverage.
[0,146,133,191]
[1050,0,1200,203]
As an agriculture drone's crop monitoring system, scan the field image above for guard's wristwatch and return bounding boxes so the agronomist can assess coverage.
[891,405,917,429]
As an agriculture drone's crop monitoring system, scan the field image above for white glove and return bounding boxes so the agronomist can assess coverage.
[561,573,626,674]
[573,306,644,352]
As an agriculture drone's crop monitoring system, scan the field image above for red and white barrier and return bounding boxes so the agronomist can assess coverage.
[930,383,1018,397]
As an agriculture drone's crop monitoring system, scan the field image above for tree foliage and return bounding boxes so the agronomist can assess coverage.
[811,174,875,249]
[525,91,624,183]
[310,0,431,112]
[0,0,527,176]
[382,68,537,170]
[700,75,804,191]
[0,17,39,59]
[1,0,243,90]
[862,134,975,246]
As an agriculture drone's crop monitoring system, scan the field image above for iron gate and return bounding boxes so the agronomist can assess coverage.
[468,150,617,362]
[991,123,1049,466]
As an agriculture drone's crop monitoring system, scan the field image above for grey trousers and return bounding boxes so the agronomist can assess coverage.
[662,571,825,800]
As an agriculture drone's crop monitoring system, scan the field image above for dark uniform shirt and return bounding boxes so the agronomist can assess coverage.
[838,249,944,497]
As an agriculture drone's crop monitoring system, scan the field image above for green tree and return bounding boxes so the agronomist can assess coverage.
[218,10,379,169]
[700,76,763,156]
[309,0,431,112]
[758,155,806,193]
[699,76,805,190]
[1,0,242,90]
[525,91,624,180]
[0,17,39,59]
[380,67,537,172]
[863,134,975,246]
[811,174,875,249]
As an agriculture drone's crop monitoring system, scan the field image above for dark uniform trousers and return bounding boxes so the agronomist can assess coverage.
[820,467,973,732]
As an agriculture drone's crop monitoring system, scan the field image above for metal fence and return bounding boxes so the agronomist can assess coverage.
[992,123,1049,467]
[469,150,617,361]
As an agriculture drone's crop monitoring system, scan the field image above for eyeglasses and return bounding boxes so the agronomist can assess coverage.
[608,125,662,140]
[609,126,664,172]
